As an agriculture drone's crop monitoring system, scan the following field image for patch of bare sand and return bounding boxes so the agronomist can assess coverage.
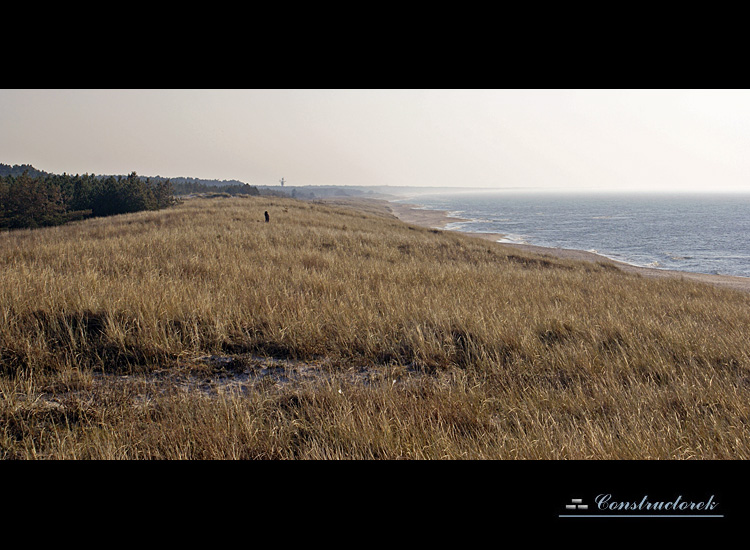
[385,200,750,294]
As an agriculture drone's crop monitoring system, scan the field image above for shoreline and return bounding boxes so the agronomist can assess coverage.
[386,200,750,294]
[386,201,507,243]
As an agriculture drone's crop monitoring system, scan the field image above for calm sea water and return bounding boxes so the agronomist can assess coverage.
[393,192,750,278]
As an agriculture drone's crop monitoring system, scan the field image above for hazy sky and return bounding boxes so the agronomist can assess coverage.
[2,89,750,192]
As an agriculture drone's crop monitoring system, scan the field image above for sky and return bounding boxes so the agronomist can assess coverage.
[2,88,750,193]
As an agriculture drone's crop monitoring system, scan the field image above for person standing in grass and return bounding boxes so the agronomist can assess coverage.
[265,211,270,223]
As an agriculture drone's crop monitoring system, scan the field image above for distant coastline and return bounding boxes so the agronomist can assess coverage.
[386,199,750,294]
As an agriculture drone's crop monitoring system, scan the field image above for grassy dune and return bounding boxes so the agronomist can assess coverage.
[2,196,750,459]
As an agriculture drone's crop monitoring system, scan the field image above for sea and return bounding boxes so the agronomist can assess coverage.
[392,191,750,278]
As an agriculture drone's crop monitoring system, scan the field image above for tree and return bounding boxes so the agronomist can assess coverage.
[0,171,66,229]
[153,178,175,208]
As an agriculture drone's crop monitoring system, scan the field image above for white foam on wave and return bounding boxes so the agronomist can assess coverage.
[444,222,470,231]
[497,234,530,245]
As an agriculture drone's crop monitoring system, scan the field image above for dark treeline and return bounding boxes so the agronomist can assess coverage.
[0,171,174,230]
[171,180,259,196]
[0,163,47,178]
[1,163,264,230]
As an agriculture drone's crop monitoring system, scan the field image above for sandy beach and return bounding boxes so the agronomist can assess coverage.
[386,201,750,294]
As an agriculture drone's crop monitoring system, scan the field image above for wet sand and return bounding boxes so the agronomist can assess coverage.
[386,201,750,294]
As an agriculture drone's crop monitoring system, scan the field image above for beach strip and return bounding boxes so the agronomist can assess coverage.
[387,200,750,294]
[386,201,507,243]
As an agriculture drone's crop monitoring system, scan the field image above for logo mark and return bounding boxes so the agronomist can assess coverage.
[565,498,588,511]
[559,494,723,518]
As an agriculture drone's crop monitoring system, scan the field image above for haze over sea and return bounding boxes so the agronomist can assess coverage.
[394,192,750,278]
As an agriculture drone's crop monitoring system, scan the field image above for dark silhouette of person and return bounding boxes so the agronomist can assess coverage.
[264,211,270,223]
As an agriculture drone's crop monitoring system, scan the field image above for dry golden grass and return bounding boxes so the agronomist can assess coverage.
[2,195,750,459]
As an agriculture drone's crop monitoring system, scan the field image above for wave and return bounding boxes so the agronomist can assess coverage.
[497,234,531,245]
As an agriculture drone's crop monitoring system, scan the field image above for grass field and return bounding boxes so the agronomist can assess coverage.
[2,195,750,459]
